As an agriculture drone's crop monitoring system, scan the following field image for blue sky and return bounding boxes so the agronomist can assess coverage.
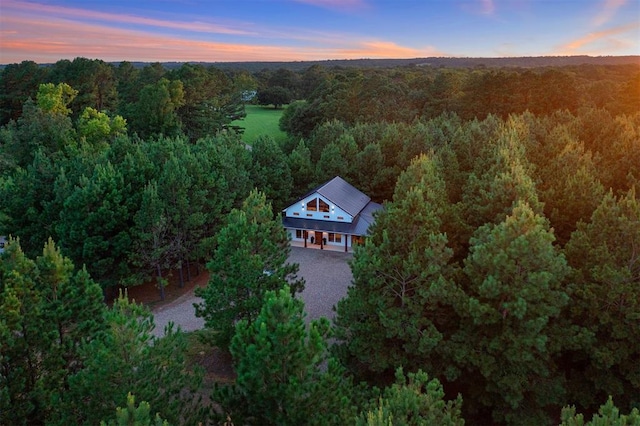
[1,0,638,63]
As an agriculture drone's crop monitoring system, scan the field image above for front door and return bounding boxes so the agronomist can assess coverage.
[314,231,323,245]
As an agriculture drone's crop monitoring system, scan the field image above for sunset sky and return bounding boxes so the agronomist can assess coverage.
[1,0,638,64]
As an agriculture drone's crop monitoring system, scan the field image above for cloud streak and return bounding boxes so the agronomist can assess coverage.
[2,0,254,36]
[555,22,638,54]
[0,14,437,63]
[593,0,628,27]
[292,0,369,12]
[480,0,496,15]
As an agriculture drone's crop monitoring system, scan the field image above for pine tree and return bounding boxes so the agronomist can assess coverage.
[454,201,570,424]
[195,189,304,348]
[355,368,465,426]
[334,154,461,381]
[218,286,356,425]
[0,237,106,425]
[66,293,208,425]
[563,188,640,413]
[100,393,169,426]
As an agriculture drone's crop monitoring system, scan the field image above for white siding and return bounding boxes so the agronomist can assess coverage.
[284,192,353,223]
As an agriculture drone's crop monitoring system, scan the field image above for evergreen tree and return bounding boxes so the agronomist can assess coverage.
[100,393,169,426]
[0,237,105,425]
[454,201,570,424]
[66,293,208,425]
[560,396,640,426]
[356,368,465,426]
[250,135,293,212]
[194,190,304,348]
[56,161,133,288]
[288,139,316,196]
[563,188,640,412]
[334,154,460,381]
[218,286,356,425]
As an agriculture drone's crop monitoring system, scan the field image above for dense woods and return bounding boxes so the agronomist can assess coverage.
[1,57,639,425]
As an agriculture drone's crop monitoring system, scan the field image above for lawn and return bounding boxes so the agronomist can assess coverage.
[232,104,287,145]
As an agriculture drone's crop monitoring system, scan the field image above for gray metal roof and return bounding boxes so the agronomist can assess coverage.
[314,176,371,217]
[352,201,383,235]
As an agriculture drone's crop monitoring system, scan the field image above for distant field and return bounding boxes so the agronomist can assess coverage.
[232,104,287,145]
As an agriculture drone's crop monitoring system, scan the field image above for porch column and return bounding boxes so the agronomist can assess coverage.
[345,235,348,252]
[304,230,307,248]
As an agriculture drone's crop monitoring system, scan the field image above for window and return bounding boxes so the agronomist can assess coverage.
[319,199,330,212]
[295,230,302,239]
[293,212,300,216]
[306,213,313,217]
[323,215,330,219]
[328,233,342,243]
[306,198,318,211]
[337,216,344,220]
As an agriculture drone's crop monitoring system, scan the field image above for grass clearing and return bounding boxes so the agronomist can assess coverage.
[232,104,287,145]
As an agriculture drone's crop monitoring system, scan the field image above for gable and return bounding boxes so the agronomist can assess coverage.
[284,192,353,223]
[310,176,371,217]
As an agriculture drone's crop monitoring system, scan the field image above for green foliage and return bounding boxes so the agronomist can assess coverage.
[356,368,465,426]
[334,154,460,379]
[250,135,293,212]
[560,397,640,426]
[171,63,245,142]
[66,292,208,425]
[0,97,76,167]
[0,237,106,425]
[129,78,184,139]
[456,200,570,423]
[288,139,316,195]
[36,82,78,115]
[0,60,48,125]
[77,106,127,148]
[218,286,357,425]
[279,100,320,139]
[100,393,170,426]
[257,86,292,109]
[56,161,133,288]
[563,188,640,412]
[195,190,304,348]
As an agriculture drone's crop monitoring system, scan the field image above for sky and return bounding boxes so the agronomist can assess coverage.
[0,0,638,64]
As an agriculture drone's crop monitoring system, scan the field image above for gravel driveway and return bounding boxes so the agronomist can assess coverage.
[152,246,353,337]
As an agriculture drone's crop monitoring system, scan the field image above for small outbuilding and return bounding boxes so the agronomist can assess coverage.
[282,176,382,252]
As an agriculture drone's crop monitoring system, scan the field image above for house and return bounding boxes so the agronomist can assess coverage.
[282,176,382,252]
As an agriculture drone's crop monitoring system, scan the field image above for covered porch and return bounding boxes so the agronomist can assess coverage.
[287,228,365,253]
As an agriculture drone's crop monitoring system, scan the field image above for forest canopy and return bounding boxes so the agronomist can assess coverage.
[1,57,639,425]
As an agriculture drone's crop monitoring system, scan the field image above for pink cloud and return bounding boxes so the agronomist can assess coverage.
[480,0,496,15]
[459,0,497,17]
[593,0,628,27]
[0,15,440,63]
[292,0,369,12]
[1,0,254,36]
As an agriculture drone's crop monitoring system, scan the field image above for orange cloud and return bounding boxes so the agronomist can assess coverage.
[0,15,438,63]
[554,22,639,54]
[561,22,640,51]
[593,0,628,27]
